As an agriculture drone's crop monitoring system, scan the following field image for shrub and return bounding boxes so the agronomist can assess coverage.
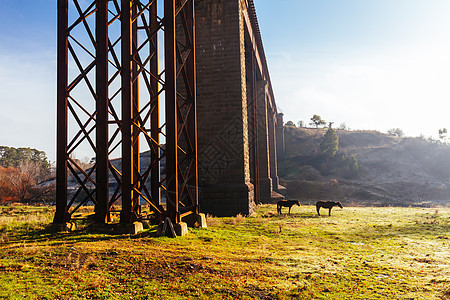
[0,161,55,203]
[319,128,339,158]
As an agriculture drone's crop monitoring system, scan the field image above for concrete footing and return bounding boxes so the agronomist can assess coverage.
[130,222,144,234]
[96,222,144,234]
[174,222,188,236]
[51,215,206,237]
[156,214,207,237]
[157,218,187,237]
[197,213,207,228]
[50,221,145,234]
[182,213,207,228]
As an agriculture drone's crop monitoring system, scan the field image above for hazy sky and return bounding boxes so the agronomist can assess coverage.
[0,0,449,161]
[256,0,450,136]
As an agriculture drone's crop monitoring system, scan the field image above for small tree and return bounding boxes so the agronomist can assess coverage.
[2,161,39,202]
[338,123,348,130]
[310,114,326,128]
[348,154,359,176]
[320,128,339,158]
[439,128,447,141]
[285,120,296,127]
[0,146,50,177]
[387,128,404,137]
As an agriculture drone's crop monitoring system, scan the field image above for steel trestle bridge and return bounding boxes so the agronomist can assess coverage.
[54,0,198,228]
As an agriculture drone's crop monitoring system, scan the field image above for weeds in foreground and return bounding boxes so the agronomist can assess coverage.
[232,213,245,225]
[205,214,222,226]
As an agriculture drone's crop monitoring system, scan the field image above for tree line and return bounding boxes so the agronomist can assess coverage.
[0,146,54,203]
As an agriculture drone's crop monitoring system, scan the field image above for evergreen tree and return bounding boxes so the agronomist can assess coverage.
[319,128,339,158]
[0,146,50,177]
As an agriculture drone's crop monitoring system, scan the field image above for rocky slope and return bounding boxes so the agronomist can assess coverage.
[279,127,450,207]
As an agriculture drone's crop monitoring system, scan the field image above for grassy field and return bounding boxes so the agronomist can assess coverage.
[0,204,449,299]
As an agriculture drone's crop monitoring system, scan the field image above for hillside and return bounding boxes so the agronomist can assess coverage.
[279,127,450,206]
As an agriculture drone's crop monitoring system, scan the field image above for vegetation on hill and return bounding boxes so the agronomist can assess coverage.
[0,146,53,204]
[279,127,450,206]
[0,205,448,299]
[0,146,50,173]
[319,128,339,158]
[309,114,326,128]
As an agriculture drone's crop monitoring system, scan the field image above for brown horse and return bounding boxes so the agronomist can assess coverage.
[277,200,300,215]
[316,201,343,216]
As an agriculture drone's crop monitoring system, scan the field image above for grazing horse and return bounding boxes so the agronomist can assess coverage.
[316,201,343,216]
[277,200,300,215]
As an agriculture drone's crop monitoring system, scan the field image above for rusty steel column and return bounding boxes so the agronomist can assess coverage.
[131,3,141,218]
[54,0,69,224]
[150,1,161,210]
[165,0,198,224]
[95,0,109,223]
[121,0,133,223]
[55,0,111,225]
[164,0,178,223]
[186,0,199,215]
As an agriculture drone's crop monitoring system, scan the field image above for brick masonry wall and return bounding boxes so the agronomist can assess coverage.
[269,110,280,190]
[195,0,255,216]
[256,80,273,203]
[276,113,286,158]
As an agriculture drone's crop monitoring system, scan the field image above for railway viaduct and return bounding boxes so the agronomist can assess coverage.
[53,0,285,233]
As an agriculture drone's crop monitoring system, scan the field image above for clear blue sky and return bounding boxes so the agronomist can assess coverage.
[0,0,449,161]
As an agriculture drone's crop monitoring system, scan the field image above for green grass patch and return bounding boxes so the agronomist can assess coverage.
[0,204,449,299]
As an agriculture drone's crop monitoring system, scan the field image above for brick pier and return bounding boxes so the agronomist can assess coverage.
[196,0,284,216]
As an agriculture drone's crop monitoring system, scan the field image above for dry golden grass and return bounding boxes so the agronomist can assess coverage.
[205,213,222,226]
[232,213,245,225]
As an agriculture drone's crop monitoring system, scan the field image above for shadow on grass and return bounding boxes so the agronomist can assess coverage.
[276,212,319,219]
[3,222,161,246]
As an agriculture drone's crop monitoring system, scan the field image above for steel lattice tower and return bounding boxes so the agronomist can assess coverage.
[54,0,198,227]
